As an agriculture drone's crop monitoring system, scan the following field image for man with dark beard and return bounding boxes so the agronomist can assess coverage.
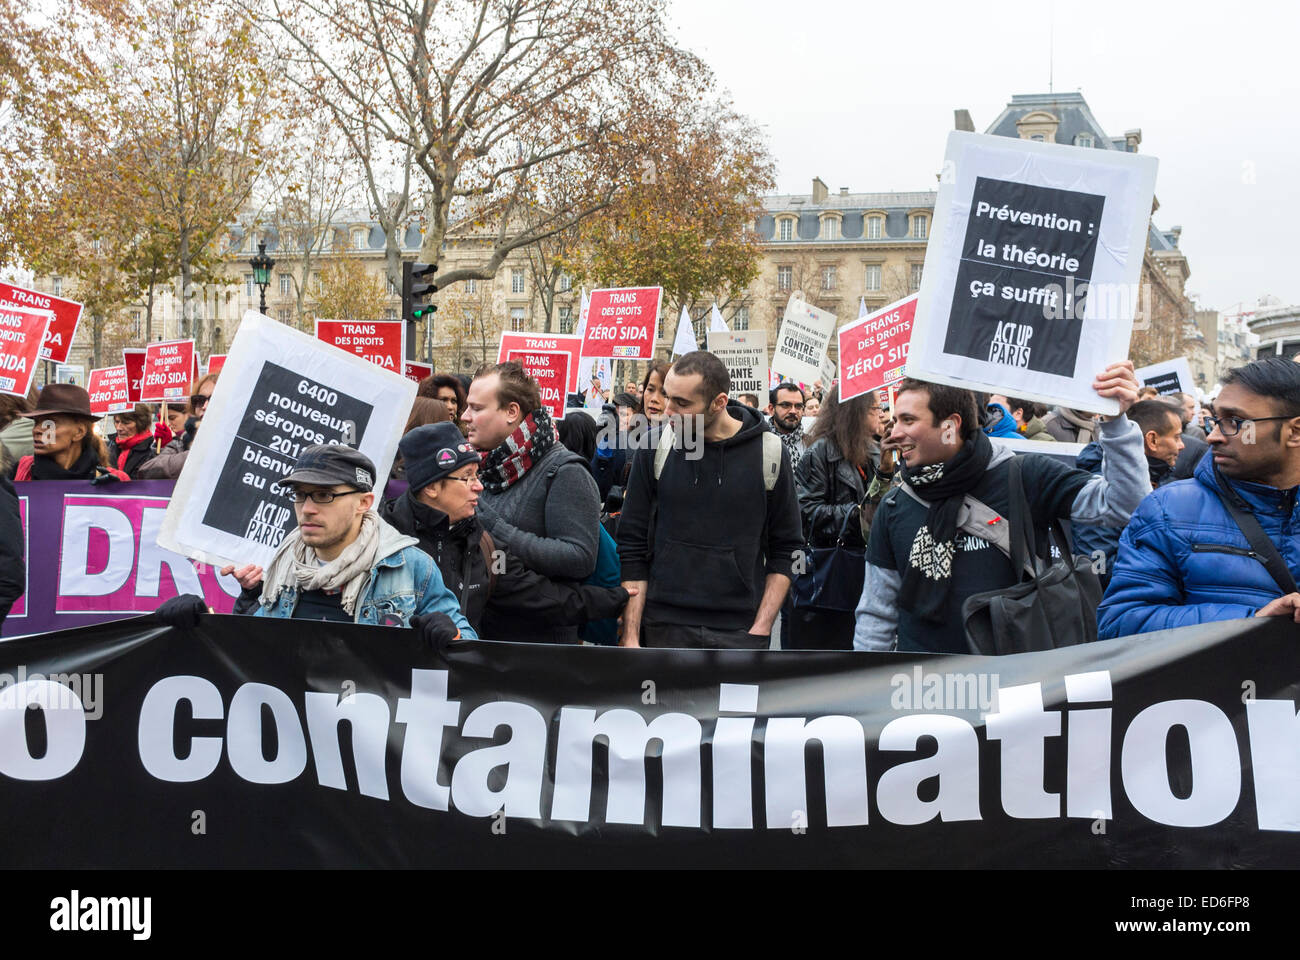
[767,381,808,468]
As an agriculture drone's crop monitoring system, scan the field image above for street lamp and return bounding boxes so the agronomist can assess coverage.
[249,240,275,316]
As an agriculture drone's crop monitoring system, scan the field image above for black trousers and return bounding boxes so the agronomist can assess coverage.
[642,617,770,650]
[782,606,855,650]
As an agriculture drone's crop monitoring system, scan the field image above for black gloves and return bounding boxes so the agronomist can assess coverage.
[412,612,462,652]
[154,594,207,628]
[91,468,122,485]
[583,585,630,621]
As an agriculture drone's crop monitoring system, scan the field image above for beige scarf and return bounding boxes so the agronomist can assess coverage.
[261,511,382,617]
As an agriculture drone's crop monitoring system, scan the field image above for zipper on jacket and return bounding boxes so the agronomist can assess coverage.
[1190,543,1257,558]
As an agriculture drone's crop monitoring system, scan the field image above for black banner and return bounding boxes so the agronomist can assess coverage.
[2,615,1299,867]
[944,176,1105,377]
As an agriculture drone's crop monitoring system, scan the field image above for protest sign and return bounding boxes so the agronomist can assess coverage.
[0,480,239,638]
[837,295,918,402]
[772,294,839,386]
[907,131,1158,415]
[403,360,432,384]
[315,319,405,373]
[707,330,768,398]
[820,351,836,390]
[56,363,84,386]
[581,287,662,360]
[207,354,227,375]
[140,339,196,402]
[0,304,52,398]
[505,349,570,418]
[158,311,414,569]
[1136,357,1194,397]
[123,348,146,403]
[7,614,1300,867]
[86,365,132,415]
[498,332,583,392]
[0,280,83,364]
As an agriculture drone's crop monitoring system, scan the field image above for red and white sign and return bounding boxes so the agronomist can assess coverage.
[123,348,147,403]
[497,332,583,392]
[140,339,196,402]
[315,319,405,373]
[505,350,571,419]
[0,305,52,398]
[0,281,83,364]
[580,287,661,361]
[837,294,918,402]
[207,355,227,375]
[86,365,131,415]
[403,360,432,384]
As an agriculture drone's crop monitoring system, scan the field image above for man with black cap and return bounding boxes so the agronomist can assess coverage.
[154,443,474,647]
[380,421,632,640]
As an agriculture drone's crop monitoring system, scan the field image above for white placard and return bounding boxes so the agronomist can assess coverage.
[906,131,1158,415]
[158,310,416,569]
[1135,357,1194,397]
[772,295,838,387]
[706,329,768,397]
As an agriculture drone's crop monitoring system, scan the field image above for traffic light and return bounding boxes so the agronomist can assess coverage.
[401,261,437,358]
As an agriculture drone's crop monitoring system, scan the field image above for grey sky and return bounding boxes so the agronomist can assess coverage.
[668,0,1300,315]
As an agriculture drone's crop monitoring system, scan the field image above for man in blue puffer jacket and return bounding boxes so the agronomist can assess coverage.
[1098,357,1300,638]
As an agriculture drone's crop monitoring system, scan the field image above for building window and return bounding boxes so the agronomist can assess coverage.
[865,264,881,292]
[657,316,665,340]
[383,309,397,320]
[510,269,525,294]
[1030,134,1045,142]
[244,275,254,298]
[867,216,882,240]
[777,266,792,291]
[466,278,477,294]
[311,272,321,294]
[277,308,291,324]
[354,231,367,250]
[733,307,750,331]
[822,218,839,241]
[559,274,572,293]
[52,277,63,296]
[463,311,475,335]
[1075,133,1094,148]
[510,307,526,331]
[911,215,927,240]
[131,311,142,339]
[821,266,836,291]
[279,274,291,296]
[910,263,924,290]
[558,305,573,334]
[778,218,793,242]
[387,275,398,297]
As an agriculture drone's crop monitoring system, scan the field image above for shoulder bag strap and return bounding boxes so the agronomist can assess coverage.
[1213,468,1298,595]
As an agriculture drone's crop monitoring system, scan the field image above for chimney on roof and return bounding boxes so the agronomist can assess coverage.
[812,177,828,204]
[954,109,975,132]
[839,187,849,196]
[1124,128,1142,152]
[1170,225,1182,245]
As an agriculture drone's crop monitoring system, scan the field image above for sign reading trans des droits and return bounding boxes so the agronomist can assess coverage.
[498,332,583,392]
[838,295,917,402]
[86,365,131,415]
[315,319,405,374]
[907,131,1158,416]
[772,295,839,387]
[706,330,768,398]
[505,350,570,420]
[0,279,83,364]
[158,311,414,570]
[139,339,195,402]
[1136,357,1195,398]
[0,304,52,398]
[580,287,661,360]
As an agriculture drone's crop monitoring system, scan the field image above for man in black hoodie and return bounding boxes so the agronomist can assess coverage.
[617,350,803,649]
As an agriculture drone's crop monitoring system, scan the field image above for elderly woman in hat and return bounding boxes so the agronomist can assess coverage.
[11,384,128,482]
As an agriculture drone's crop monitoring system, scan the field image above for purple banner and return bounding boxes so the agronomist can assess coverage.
[3,480,240,637]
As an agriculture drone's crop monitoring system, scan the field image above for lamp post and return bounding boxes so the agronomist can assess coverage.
[249,241,275,316]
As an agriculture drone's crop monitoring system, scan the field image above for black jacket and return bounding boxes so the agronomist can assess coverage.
[106,435,156,479]
[793,436,878,549]
[380,491,627,641]
[1173,429,1209,480]
[0,475,23,626]
[617,402,804,630]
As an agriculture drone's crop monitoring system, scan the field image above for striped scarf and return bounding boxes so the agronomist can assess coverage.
[478,408,556,494]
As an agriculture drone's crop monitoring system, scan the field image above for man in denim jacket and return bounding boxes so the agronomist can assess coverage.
[154,445,475,646]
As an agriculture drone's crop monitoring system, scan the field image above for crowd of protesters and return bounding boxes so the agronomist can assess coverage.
[4,345,1300,654]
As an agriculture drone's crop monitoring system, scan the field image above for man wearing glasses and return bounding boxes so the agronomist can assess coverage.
[138,371,219,479]
[154,444,474,648]
[1099,357,1300,637]
[767,382,808,468]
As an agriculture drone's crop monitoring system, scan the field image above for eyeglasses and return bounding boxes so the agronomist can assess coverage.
[775,401,805,411]
[287,489,364,504]
[1206,415,1295,438]
[190,393,212,408]
[443,473,480,487]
